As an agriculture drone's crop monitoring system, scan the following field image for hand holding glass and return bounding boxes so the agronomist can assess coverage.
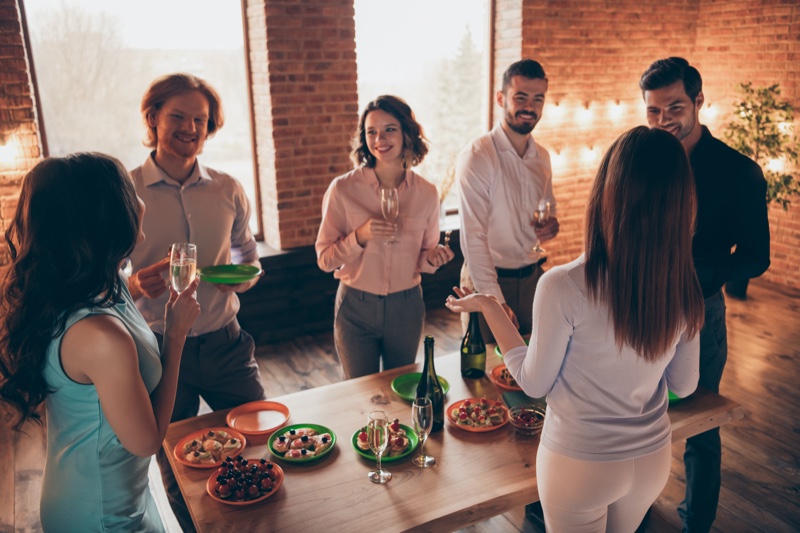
[367,410,392,483]
[412,397,435,467]
[530,201,551,255]
[170,243,197,293]
[380,188,400,244]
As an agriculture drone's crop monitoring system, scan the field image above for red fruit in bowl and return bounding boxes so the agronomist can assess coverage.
[226,477,237,488]
[218,484,232,499]
[358,430,368,442]
[390,418,401,432]
[247,485,261,499]
[235,488,246,500]
[260,477,274,491]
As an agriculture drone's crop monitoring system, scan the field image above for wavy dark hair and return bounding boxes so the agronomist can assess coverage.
[350,95,429,168]
[585,126,704,361]
[0,153,140,430]
[639,57,703,103]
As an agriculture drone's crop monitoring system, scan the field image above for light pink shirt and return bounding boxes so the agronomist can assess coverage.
[315,167,440,295]
[457,123,556,303]
[130,154,258,335]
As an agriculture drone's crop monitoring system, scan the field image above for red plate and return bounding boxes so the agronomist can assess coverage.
[226,400,291,437]
[206,459,284,506]
[173,427,246,468]
[446,398,510,432]
[489,364,522,392]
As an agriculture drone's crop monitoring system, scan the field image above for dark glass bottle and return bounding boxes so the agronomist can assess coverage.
[416,335,445,432]
[460,312,486,378]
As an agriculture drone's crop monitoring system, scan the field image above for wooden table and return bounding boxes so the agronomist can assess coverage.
[163,350,744,533]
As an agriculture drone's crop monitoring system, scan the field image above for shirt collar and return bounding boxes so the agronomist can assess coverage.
[362,166,414,191]
[141,152,212,187]
[491,121,540,159]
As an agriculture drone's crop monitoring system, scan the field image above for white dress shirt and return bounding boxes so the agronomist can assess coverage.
[457,122,556,302]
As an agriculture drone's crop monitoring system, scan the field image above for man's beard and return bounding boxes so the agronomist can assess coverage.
[504,110,537,135]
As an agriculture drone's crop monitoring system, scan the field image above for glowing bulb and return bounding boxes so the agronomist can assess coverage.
[778,122,792,134]
[581,146,598,165]
[0,134,19,165]
[767,158,785,172]
[549,102,566,122]
[702,103,718,121]
[551,150,566,170]
[609,101,625,121]
[578,105,593,125]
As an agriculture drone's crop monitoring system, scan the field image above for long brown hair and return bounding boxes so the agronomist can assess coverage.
[585,126,704,361]
[0,153,139,430]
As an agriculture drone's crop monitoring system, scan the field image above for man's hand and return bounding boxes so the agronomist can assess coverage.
[214,260,263,294]
[533,216,559,243]
[129,258,170,301]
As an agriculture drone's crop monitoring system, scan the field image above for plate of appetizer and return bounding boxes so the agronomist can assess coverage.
[447,397,510,432]
[489,364,522,391]
[206,457,284,505]
[174,427,246,468]
[267,423,336,463]
[391,373,451,401]
[226,400,290,437]
[351,418,418,462]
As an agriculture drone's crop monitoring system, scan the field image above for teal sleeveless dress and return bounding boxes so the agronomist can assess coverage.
[40,280,165,532]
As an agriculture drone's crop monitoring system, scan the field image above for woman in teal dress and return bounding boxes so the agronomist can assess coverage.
[0,153,201,531]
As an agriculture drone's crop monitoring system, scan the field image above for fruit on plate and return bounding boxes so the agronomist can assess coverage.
[357,418,410,456]
[183,430,242,464]
[499,367,519,388]
[450,397,507,428]
[272,427,332,458]
[212,457,278,502]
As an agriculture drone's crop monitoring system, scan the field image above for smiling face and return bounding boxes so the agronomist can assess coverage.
[498,76,547,135]
[149,90,210,164]
[365,109,404,167]
[644,80,704,147]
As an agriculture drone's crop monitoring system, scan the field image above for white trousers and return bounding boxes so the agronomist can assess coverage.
[536,441,672,532]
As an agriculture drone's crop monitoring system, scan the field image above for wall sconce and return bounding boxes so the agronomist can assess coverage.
[608,101,625,121]
[0,132,20,165]
[551,149,566,170]
[578,104,593,127]
[581,146,598,165]
[549,102,566,123]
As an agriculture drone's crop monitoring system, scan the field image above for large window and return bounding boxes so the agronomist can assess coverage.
[354,0,489,213]
[24,0,259,233]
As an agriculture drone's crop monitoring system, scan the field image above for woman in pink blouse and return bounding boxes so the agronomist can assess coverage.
[315,95,454,379]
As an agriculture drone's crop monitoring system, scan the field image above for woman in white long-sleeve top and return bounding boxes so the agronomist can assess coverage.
[446,126,704,532]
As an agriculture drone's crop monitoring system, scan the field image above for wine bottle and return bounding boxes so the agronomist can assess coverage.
[460,312,486,378]
[416,335,445,432]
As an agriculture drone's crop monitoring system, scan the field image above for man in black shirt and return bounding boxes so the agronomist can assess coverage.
[639,57,770,532]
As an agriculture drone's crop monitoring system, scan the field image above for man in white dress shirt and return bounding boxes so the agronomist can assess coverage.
[456,59,559,341]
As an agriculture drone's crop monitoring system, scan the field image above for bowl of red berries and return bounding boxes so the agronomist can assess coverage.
[508,405,545,436]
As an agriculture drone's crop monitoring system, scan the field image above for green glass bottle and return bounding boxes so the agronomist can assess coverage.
[460,312,486,378]
[416,335,445,432]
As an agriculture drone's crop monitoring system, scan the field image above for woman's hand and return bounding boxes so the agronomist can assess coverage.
[164,276,201,340]
[445,286,496,314]
[426,244,455,268]
[355,218,396,246]
[129,257,170,300]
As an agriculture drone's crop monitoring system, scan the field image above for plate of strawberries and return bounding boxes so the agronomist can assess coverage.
[447,397,510,432]
[351,417,418,462]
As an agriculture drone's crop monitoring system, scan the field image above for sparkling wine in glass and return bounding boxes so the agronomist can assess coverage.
[412,397,435,467]
[367,410,392,484]
[380,187,400,244]
[170,243,197,293]
[530,200,551,255]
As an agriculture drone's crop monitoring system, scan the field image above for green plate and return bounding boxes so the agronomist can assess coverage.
[351,423,419,462]
[198,264,263,284]
[267,423,336,463]
[391,373,450,402]
[668,390,681,404]
[494,338,529,359]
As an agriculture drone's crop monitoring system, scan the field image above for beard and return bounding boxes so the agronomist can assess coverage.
[504,109,538,135]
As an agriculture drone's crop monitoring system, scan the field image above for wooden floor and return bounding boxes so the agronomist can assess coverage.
[3,280,799,532]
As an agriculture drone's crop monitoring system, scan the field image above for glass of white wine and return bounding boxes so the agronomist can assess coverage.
[367,410,392,484]
[411,397,435,467]
[530,200,551,256]
[170,243,197,293]
[380,187,400,244]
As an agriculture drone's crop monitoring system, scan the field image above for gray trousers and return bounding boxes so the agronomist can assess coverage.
[460,262,543,343]
[155,319,266,532]
[334,283,425,379]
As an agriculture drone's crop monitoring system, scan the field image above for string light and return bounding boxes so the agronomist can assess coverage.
[578,104,593,126]
[551,149,566,170]
[549,102,566,123]
[767,158,785,173]
[581,146,598,165]
[608,101,625,121]
[0,133,19,165]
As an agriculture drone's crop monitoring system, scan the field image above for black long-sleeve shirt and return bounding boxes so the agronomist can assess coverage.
[690,126,770,297]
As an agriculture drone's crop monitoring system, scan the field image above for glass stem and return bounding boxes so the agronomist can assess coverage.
[376,452,382,472]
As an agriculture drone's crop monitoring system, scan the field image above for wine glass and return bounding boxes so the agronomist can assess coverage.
[411,397,435,467]
[367,410,392,484]
[380,187,400,244]
[530,200,551,256]
[170,243,197,293]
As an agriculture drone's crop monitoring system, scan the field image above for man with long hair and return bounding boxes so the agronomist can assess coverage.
[640,57,770,533]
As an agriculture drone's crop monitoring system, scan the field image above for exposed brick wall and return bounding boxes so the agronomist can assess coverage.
[0,0,41,265]
[494,0,800,289]
[245,0,359,250]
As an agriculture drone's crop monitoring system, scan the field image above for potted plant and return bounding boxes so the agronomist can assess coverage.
[722,82,799,298]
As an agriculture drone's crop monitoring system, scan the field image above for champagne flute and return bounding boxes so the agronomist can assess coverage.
[380,187,400,244]
[366,410,392,484]
[411,397,435,467]
[170,243,197,293]
[530,200,551,255]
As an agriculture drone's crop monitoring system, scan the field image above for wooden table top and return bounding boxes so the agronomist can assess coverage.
[163,349,744,533]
